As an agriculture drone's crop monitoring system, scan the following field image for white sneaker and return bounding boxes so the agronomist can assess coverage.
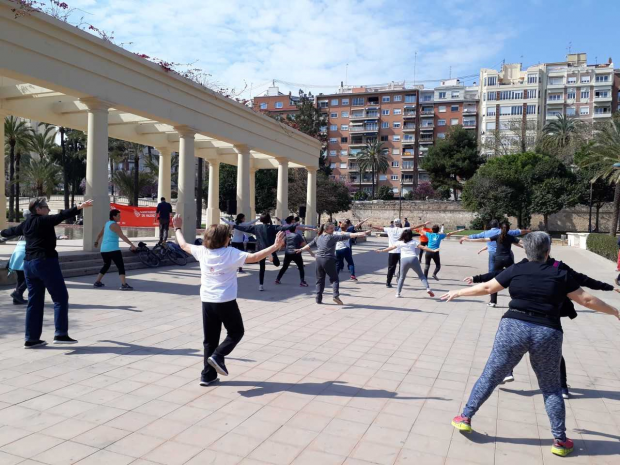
[259,285,264,291]
[502,374,515,384]
[395,293,401,298]
[487,302,497,308]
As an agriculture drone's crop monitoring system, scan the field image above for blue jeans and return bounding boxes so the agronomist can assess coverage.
[23,258,69,341]
[488,251,496,272]
[336,247,355,276]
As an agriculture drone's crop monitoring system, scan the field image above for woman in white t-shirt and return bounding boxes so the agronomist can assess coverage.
[172,215,285,386]
[376,229,435,298]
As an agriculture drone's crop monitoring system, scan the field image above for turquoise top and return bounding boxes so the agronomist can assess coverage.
[8,240,26,273]
[101,220,120,252]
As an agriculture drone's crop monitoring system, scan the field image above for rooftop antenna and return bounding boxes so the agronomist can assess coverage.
[413,51,417,86]
[567,41,572,54]
[345,63,348,86]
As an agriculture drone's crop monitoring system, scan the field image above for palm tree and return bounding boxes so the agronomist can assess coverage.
[22,158,60,197]
[357,140,388,199]
[112,170,154,205]
[4,116,31,221]
[27,123,57,160]
[541,114,584,163]
[578,117,620,236]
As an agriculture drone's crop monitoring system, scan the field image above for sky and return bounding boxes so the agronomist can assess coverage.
[64,0,619,99]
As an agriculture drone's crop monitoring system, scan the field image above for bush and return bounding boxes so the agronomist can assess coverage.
[469,216,487,230]
[586,233,619,262]
[353,190,369,201]
[376,185,394,200]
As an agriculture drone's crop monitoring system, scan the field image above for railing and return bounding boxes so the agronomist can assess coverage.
[403,124,416,130]
[420,124,434,129]
[420,110,434,116]
[403,112,416,117]
[463,108,477,114]
[463,121,476,127]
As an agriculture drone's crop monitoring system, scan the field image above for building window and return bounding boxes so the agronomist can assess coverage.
[340,150,347,156]
[487,76,497,86]
[391,175,399,181]
[487,92,497,101]
[341,111,349,118]
[275,102,284,109]
[394,109,402,115]
[437,133,446,139]
[580,106,590,115]
[527,74,538,84]
[451,105,459,112]
[382,109,390,116]
[381,122,389,129]
[595,107,611,115]
[352,97,364,106]
[342,98,349,105]
[527,89,537,99]
[567,77,577,84]
[566,107,576,116]
[595,90,609,99]
[329,151,336,157]
[403,135,415,141]
[438,106,446,113]
[319,101,328,108]
[392,149,400,155]
[393,122,401,128]
[392,161,399,167]
[340,162,347,169]
[567,90,576,100]
[341,137,348,143]
[329,138,337,143]
[331,99,339,106]
[486,121,496,130]
[330,125,338,131]
[499,91,512,100]
[394,95,402,102]
[511,106,523,115]
[330,163,336,169]
[500,106,511,115]
[581,90,590,100]
[259,102,267,110]
[526,104,537,115]
[392,135,400,141]
[380,135,389,142]
[341,125,349,131]
[549,77,564,85]
[548,94,562,101]
[450,118,459,125]
[487,107,496,116]
[382,96,391,103]
[404,94,417,103]
[595,75,610,82]
[581,76,591,83]
[379,174,388,181]
[450,91,459,98]
[438,119,446,126]
[438,92,446,100]
[330,113,338,118]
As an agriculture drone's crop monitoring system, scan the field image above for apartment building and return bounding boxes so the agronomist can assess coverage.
[614,69,620,114]
[251,85,302,119]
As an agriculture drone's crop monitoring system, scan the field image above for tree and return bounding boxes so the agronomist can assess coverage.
[422,126,482,200]
[59,127,69,211]
[26,124,57,160]
[577,116,620,236]
[541,114,587,163]
[482,118,540,157]
[22,158,60,197]
[376,185,394,200]
[530,178,578,230]
[316,173,351,222]
[408,181,444,201]
[112,171,154,205]
[4,116,30,221]
[357,140,388,199]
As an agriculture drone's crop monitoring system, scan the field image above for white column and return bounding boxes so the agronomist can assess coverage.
[275,157,289,219]
[305,166,318,237]
[249,168,257,220]
[82,99,110,252]
[176,127,197,241]
[0,112,6,230]
[206,158,220,226]
[156,147,172,202]
[235,145,251,216]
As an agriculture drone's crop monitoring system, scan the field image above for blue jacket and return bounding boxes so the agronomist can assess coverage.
[468,228,521,253]
[8,240,26,274]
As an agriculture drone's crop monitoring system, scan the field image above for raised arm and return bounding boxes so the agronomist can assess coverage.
[355,218,370,229]
[43,200,93,227]
[245,232,286,264]
[172,215,193,254]
[568,288,620,320]
[440,278,505,301]
[220,218,234,226]
[0,222,24,239]
[410,221,430,230]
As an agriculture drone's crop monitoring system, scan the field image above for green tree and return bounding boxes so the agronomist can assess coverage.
[376,185,394,200]
[357,140,388,199]
[26,124,57,160]
[316,173,351,222]
[4,116,31,221]
[22,158,60,197]
[112,171,154,205]
[530,178,578,231]
[421,126,482,200]
[541,114,586,163]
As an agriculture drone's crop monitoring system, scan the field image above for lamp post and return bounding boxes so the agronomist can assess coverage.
[588,180,593,233]
[398,175,404,220]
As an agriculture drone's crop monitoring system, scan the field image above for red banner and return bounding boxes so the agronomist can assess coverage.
[110,203,158,227]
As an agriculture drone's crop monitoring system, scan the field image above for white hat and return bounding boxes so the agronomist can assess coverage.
[394,218,402,224]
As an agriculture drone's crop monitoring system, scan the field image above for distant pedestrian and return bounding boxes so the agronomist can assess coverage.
[93,209,137,290]
[156,197,173,243]
[0,198,94,348]
[275,231,313,286]
[404,218,410,227]
[221,213,259,273]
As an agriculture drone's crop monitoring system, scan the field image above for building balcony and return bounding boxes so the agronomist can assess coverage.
[546,113,563,120]
[594,111,612,118]
[402,125,416,131]
[593,77,613,86]
[402,138,416,144]
[547,97,564,104]
[403,112,417,118]
[594,95,613,103]
[349,141,367,147]
[402,151,415,157]
[401,165,415,171]
[463,122,476,128]
[547,83,565,90]
[419,138,434,144]
[463,108,477,115]
[420,110,434,116]
[350,126,379,133]
[420,124,434,130]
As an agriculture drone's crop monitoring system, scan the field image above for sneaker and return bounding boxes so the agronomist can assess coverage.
[502,374,515,384]
[350,275,357,281]
[199,376,220,386]
[487,302,497,308]
[300,281,309,287]
[120,283,133,291]
[207,355,229,376]
[274,280,281,285]
[551,438,574,457]
[259,285,264,291]
[93,281,104,288]
[451,415,472,433]
[427,289,435,297]
[395,293,401,298]
[24,340,47,349]
[386,283,393,288]
[333,297,344,305]
[561,388,570,399]
[53,335,78,344]
[238,268,243,273]
[316,296,323,304]
[11,292,27,305]
[432,275,439,281]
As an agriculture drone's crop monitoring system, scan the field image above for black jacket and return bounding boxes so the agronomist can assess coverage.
[1,207,80,260]
[233,223,296,251]
[473,258,613,319]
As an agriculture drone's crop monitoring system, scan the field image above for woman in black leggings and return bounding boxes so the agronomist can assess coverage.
[275,232,313,286]
[221,213,258,273]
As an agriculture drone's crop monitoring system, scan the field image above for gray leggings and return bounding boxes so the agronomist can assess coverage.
[397,256,429,294]
[463,318,565,441]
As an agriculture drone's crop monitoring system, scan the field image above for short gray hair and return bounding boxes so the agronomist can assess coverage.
[522,231,551,262]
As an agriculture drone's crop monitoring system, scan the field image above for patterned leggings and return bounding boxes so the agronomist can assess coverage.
[398,256,429,294]
[463,318,566,441]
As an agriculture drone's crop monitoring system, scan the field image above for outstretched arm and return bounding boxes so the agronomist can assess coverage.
[376,245,397,253]
[355,218,370,229]
[444,230,461,237]
[440,279,504,301]
[245,232,286,264]
[461,237,491,243]
[568,288,620,319]
[410,221,430,230]
[349,230,371,239]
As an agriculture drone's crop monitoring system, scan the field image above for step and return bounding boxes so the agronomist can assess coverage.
[61,259,196,278]
[60,255,144,271]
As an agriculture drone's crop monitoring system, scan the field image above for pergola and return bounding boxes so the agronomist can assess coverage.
[0,0,321,250]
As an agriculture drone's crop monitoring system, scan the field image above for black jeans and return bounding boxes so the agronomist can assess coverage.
[277,253,305,281]
[423,250,441,278]
[490,255,514,304]
[159,220,170,243]
[387,253,401,285]
[259,253,281,285]
[14,270,27,298]
[201,300,244,379]
[315,256,339,300]
[100,250,126,276]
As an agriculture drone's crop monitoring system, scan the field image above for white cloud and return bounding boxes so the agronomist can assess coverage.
[63,0,512,97]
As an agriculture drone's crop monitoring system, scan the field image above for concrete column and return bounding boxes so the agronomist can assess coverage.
[176,127,197,241]
[305,166,318,237]
[249,168,257,220]
[0,111,6,230]
[206,158,220,227]
[82,99,110,252]
[156,147,172,202]
[235,145,251,216]
[275,157,289,219]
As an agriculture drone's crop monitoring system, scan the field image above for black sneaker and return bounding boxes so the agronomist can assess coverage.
[24,340,47,349]
[120,283,133,291]
[316,296,323,304]
[93,281,104,288]
[386,283,393,288]
[433,275,440,281]
[53,335,78,344]
[11,292,27,305]
[207,355,229,376]
[200,375,220,386]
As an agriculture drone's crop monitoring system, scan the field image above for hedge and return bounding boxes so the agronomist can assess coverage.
[586,233,619,262]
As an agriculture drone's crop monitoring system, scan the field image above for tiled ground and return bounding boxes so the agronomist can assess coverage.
[1,236,619,465]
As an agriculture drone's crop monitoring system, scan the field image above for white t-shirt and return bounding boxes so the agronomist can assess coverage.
[190,245,249,303]
[395,240,420,258]
[383,227,407,253]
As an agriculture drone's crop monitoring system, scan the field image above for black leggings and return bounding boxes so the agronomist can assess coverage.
[201,300,244,379]
[423,250,441,278]
[14,270,27,298]
[259,253,280,285]
[100,250,126,275]
[231,242,244,270]
[387,253,401,285]
[490,255,514,304]
[277,253,305,281]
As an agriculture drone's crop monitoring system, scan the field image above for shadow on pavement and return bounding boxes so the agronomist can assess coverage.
[501,387,620,401]
[42,339,202,357]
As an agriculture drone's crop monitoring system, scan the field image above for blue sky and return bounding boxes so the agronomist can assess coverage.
[66,0,619,99]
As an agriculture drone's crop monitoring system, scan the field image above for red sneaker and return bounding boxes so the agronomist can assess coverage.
[551,438,574,457]
[350,275,357,281]
[274,280,281,285]
[300,281,309,287]
[427,289,435,297]
[451,415,472,433]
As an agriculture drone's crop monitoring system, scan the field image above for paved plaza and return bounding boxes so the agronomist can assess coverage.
[1,236,619,465]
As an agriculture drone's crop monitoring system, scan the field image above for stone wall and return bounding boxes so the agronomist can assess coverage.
[334,201,614,232]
